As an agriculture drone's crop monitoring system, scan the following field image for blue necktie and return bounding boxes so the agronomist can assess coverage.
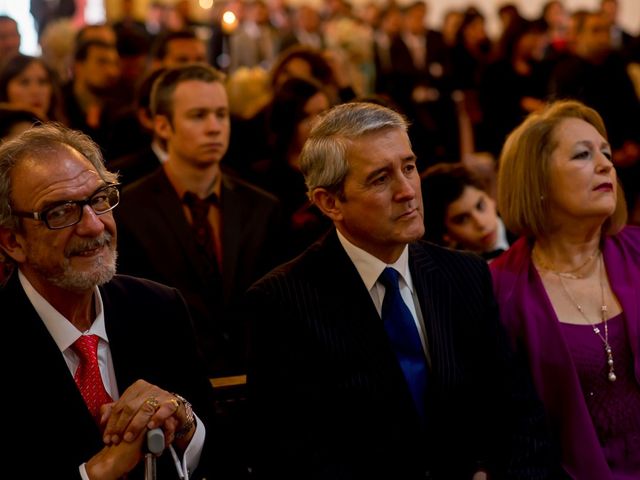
[379,267,427,419]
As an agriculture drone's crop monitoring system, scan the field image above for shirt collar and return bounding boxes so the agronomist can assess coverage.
[151,138,168,164]
[494,216,510,251]
[336,229,413,293]
[18,270,108,353]
[163,162,221,202]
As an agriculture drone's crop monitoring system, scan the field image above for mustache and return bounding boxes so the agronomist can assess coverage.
[65,232,113,257]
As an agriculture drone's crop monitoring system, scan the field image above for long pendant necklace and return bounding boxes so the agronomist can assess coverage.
[556,253,617,382]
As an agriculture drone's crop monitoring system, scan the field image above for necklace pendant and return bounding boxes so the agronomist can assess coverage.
[593,327,600,334]
[608,372,617,382]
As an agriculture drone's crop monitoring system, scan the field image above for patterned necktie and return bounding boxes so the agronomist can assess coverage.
[72,335,113,422]
[184,191,219,270]
[379,267,427,419]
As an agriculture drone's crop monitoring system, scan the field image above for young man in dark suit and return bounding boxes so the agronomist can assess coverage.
[247,102,561,479]
[0,124,220,478]
[115,64,282,378]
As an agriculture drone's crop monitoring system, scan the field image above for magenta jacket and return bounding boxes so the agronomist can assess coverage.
[490,226,640,480]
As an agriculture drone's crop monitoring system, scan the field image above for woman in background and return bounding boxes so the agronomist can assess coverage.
[491,99,639,479]
[258,76,332,257]
[0,54,65,122]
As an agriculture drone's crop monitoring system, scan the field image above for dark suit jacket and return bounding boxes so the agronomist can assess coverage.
[2,274,220,479]
[247,231,558,479]
[116,167,283,376]
[108,144,161,187]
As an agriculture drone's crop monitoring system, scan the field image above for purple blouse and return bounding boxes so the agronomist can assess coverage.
[560,314,640,479]
[490,226,640,480]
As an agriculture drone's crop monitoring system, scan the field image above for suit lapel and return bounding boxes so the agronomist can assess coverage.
[4,275,103,452]
[316,232,408,378]
[220,174,243,300]
[408,243,456,386]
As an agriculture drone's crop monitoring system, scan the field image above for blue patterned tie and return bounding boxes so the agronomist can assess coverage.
[379,267,427,419]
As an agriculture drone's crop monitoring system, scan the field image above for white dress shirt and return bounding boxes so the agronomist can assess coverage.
[18,271,205,480]
[336,230,429,357]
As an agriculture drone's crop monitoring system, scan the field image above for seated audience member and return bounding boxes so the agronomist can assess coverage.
[479,18,549,158]
[0,54,66,122]
[38,18,76,84]
[548,10,640,217]
[247,102,561,479]
[227,45,354,176]
[0,124,220,478]
[256,76,333,256]
[270,45,356,104]
[491,99,640,478]
[116,64,282,377]
[149,28,207,70]
[61,39,124,160]
[422,162,511,260]
[0,15,21,65]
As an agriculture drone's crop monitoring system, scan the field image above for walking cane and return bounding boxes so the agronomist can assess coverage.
[144,428,165,480]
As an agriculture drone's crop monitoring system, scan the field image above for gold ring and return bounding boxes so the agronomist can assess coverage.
[169,397,180,413]
[144,397,160,412]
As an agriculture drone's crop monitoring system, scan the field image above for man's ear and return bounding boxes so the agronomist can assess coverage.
[311,188,343,222]
[154,114,172,141]
[0,227,26,264]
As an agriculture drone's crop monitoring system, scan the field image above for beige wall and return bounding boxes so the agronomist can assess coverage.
[105,0,640,37]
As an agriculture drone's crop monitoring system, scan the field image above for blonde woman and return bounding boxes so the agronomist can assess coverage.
[491,100,639,479]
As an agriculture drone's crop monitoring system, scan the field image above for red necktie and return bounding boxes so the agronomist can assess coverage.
[72,335,113,422]
[184,191,220,271]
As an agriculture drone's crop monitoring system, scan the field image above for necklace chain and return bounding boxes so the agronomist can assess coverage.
[554,253,617,382]
[533,247,598,279]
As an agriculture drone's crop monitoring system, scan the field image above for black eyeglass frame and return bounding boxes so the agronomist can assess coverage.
[11,183,121,230]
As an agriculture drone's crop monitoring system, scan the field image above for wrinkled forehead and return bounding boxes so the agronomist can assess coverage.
[11,146,100,205]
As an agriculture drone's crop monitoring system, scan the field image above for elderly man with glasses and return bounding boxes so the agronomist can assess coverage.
[0,124,229,479]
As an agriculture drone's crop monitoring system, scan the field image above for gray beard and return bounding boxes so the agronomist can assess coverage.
[28,233,118,293]
[44,250,117,293]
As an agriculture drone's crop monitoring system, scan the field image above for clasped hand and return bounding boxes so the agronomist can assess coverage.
[84,380,187,480]
[101,379,183,446]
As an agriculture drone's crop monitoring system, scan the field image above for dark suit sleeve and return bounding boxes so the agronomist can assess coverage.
[244,270,360,479]
[103,276,246,479]
[415,245,561,479]
[469,260,562,479]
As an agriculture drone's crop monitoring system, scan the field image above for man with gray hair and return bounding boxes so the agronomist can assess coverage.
[0,124,220,478]
[246,102,560,479]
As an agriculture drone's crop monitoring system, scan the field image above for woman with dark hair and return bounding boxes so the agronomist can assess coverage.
[450,7,491,91]
[450,7,492,152]
[260,76,332,256]
[270,44,356,103]
[0,54,65,122]
[479,18,550,156]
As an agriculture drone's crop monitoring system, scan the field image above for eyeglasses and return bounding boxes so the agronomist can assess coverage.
[12,183,121,230]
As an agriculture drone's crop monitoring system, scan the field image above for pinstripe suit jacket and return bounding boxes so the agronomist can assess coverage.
[247,230,558,479]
